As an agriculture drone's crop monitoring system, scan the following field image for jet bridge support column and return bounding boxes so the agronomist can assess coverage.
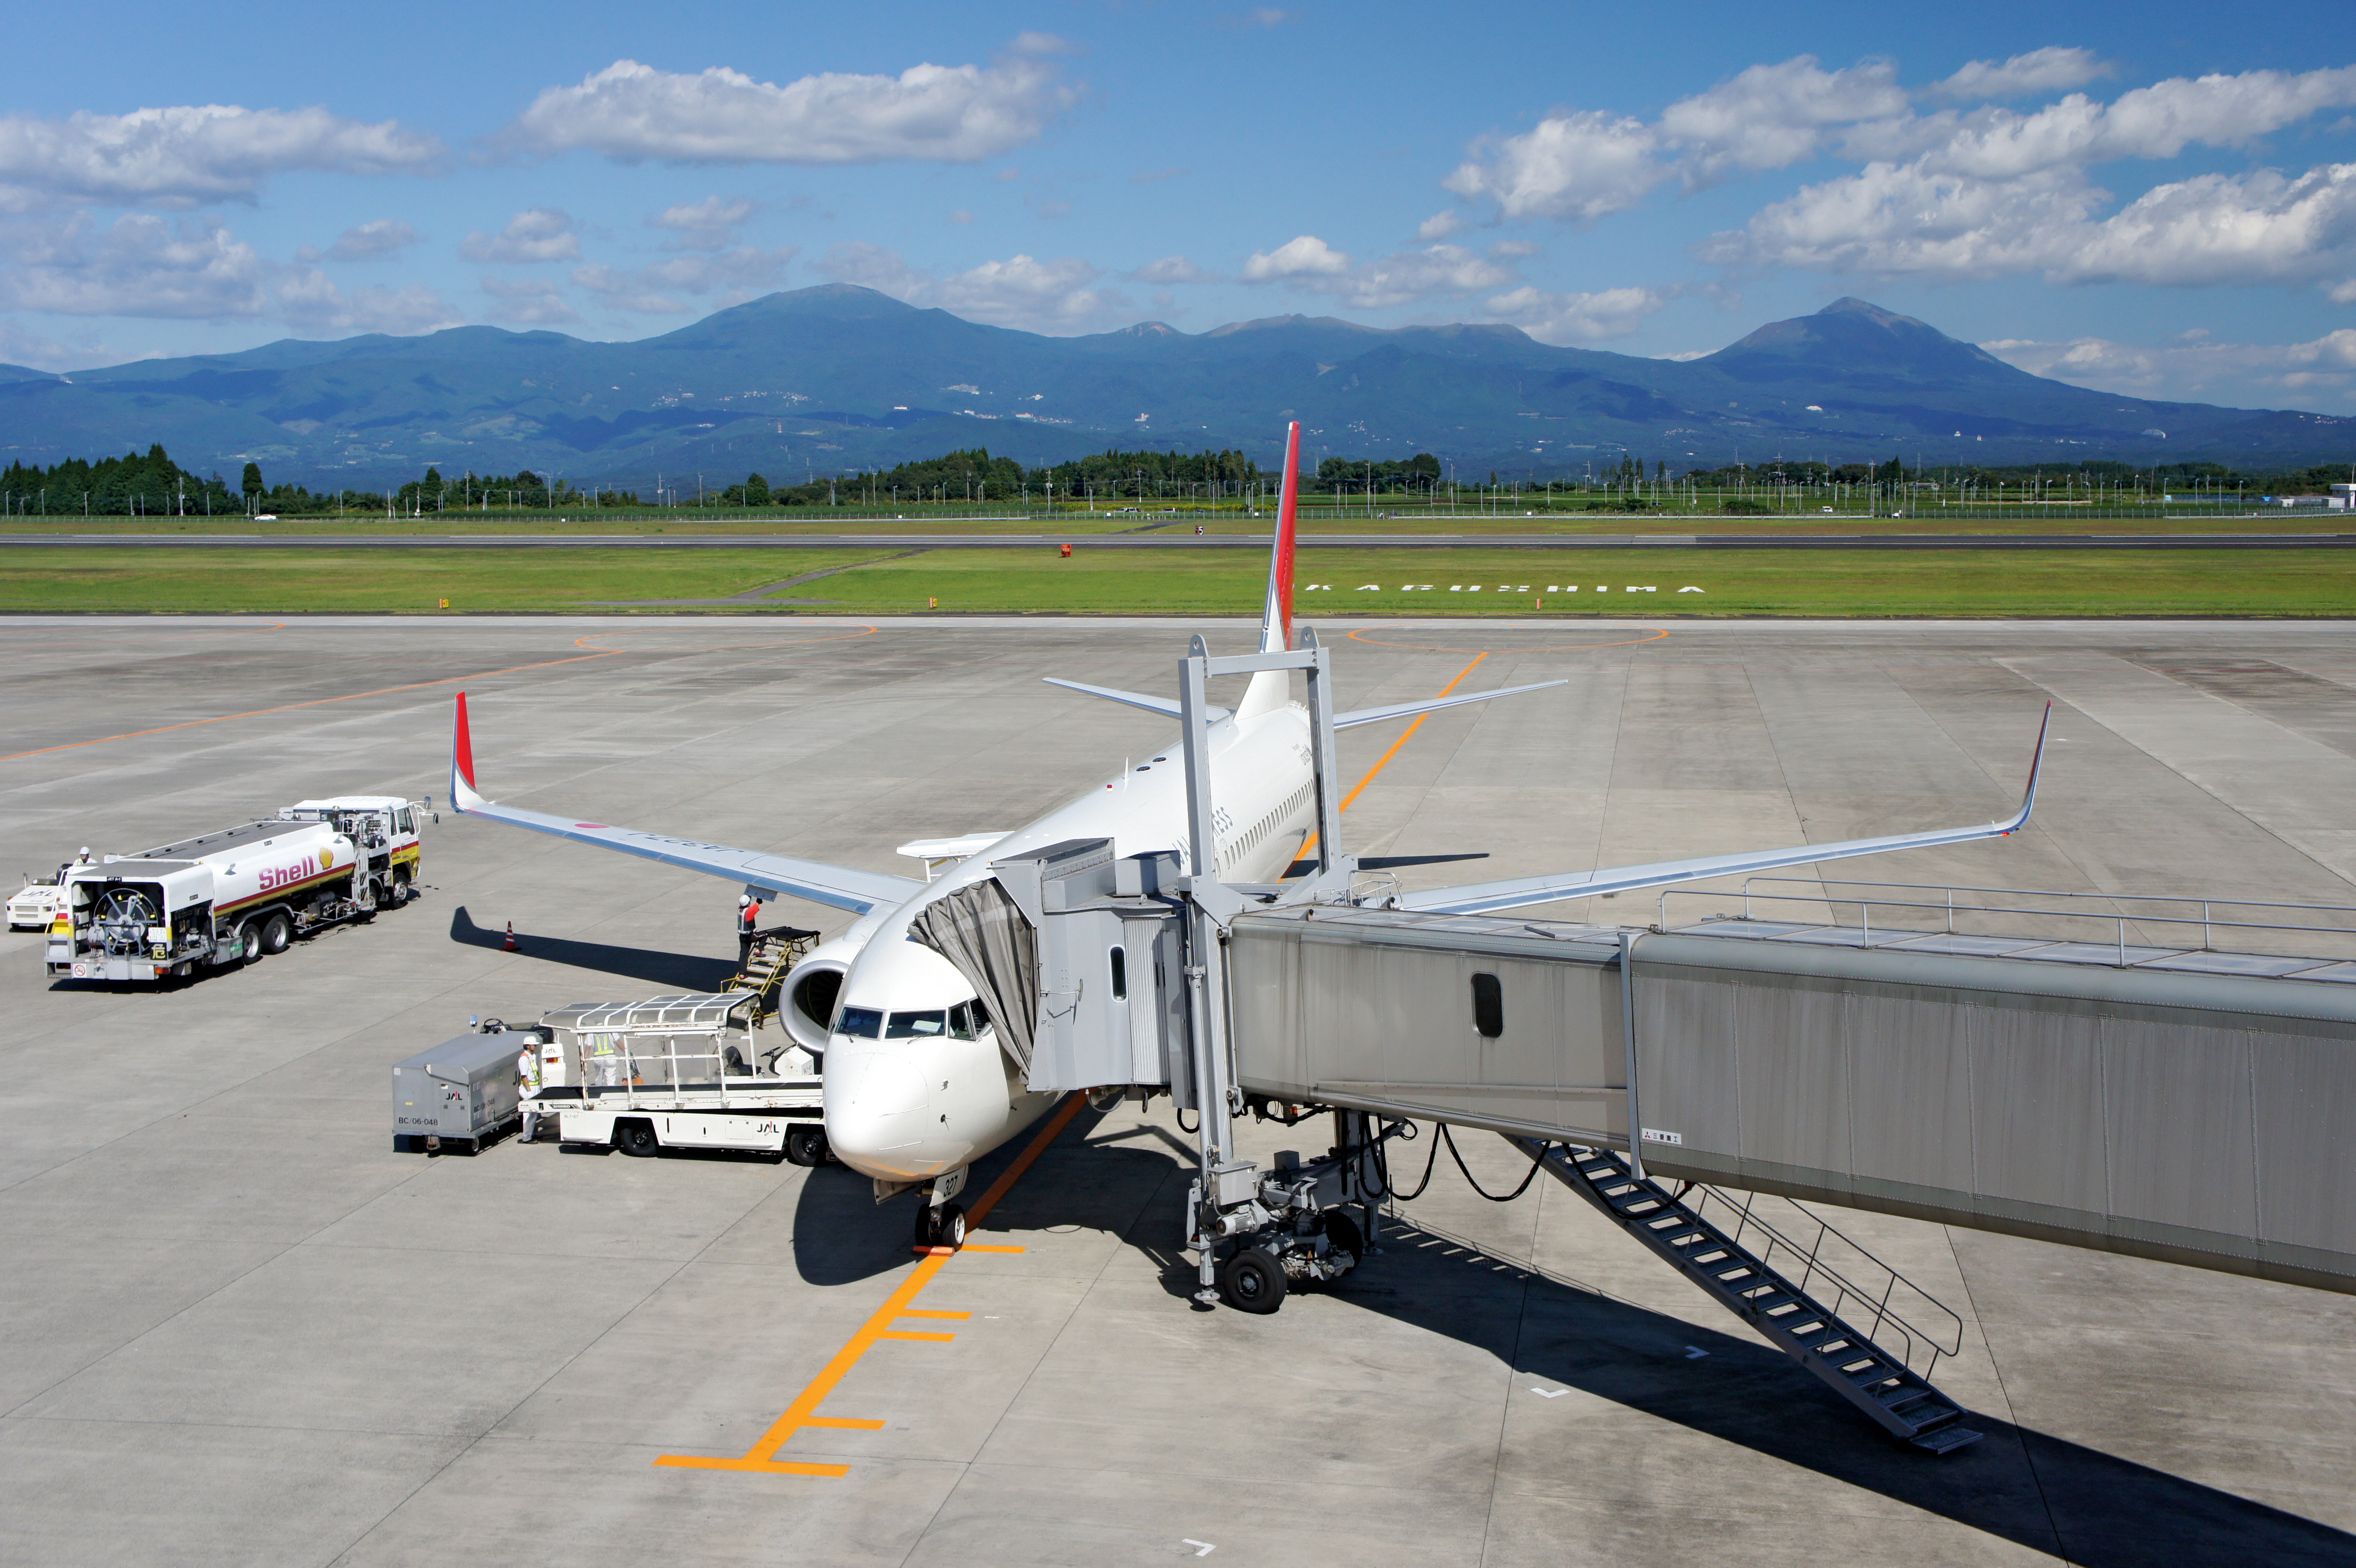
[1174,633,1381,1310]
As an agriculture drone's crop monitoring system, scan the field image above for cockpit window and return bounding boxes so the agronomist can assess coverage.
[948,1002,976,1041]
[834,1006,883,1038]
[887,1009,948,1038]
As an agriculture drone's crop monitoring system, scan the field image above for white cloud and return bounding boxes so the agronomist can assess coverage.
[316,219,419,262]
[1242,233,1352,279]
[1242,235,1517,308]
[502,42,1077,164]
[812,243,1123,331]
[1132,254,1213,284]
[0,103,441,209]
[1483,284,1668,341]
[1659,56,1910,182]
[0,318,109,371]
[1714,158,2356,287]
[1417,209,1463,240]
[460,208,580,263]
[1848,67,2356,180]
[481,277,578,325]
[1984,327,2356,408]
[647,195,752,250]
[1932,48,2110,102]
[932,253,1116,330]
[1442,111,1665,222]
[2330,278,2356,303]
[0,213,267,318]
[815,241,929,301]
[573,245,797,311]
[277,268,462,335]
[1221,8,1295,27]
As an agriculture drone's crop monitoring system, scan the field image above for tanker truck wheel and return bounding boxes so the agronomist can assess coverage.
[260,913,292,954]
[237,923,264,964]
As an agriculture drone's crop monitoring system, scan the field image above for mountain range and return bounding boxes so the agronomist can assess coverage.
[0,288,2346,488]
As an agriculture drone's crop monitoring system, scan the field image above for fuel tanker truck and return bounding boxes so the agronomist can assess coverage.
[44,795,431,983]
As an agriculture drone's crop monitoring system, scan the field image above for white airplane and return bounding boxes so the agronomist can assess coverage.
[450,422,2048,1246]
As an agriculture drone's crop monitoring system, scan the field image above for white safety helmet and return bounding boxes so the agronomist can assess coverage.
[738,893,753,908]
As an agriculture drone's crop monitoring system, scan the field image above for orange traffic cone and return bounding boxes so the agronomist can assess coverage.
[503,920,518,952]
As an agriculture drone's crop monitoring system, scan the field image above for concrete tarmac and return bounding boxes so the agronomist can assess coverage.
[2,615,2352,1567]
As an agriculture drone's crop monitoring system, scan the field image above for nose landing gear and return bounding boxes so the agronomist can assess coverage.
[915,1201,967,1250]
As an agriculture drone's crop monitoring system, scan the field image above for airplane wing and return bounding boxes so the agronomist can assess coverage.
[449,693,924,915]
[1042,678,1230,723]
[1332,680,1566,730]
[1043,676,1564,729]
[1401,703,2052,917]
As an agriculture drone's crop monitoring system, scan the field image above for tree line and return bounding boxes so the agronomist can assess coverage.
[1,445,238,517]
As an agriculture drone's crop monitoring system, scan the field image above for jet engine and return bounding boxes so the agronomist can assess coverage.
[780,932,871,1052]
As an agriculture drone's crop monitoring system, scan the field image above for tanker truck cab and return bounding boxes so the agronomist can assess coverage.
[277,795,431,910]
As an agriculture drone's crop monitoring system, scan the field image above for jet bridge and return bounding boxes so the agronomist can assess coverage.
[960,634,2353,1449]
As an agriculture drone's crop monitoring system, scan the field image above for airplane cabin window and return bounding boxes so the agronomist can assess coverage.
[1470,973,1504,1038]
[1110,945,1128,999]
[835,1006,883,1038]
[887,1009,949,1038]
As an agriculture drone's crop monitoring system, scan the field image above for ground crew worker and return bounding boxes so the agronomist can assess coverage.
[516,1038,543,1142]
[73,847,91,867]
[738,893,762,965]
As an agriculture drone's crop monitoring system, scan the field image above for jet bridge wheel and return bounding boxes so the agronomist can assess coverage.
[1219,1247,1288,1314]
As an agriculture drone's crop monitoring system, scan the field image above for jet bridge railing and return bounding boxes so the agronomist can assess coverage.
[1686,877,2356,963]
[1683,1184,1964,1384]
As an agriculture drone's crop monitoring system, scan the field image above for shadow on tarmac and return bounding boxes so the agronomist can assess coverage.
[791,1106,2356,1567]
[447,905,737,992]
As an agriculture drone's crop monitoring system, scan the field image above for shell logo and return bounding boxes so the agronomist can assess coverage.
[320,848,335,871]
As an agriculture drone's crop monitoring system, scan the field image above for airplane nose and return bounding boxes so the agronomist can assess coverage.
[822,1043,932,1179]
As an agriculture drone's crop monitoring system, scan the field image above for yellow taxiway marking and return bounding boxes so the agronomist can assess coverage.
[654,1091,1087,1479]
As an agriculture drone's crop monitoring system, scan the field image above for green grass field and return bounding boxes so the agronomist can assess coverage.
[2,509,2346,541]
[0,543,2351,617]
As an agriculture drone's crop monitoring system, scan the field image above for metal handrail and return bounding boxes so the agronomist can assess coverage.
[1654,876,2356,956]
[1687,1183,1964,1380]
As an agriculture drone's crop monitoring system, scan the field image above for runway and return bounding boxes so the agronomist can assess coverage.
[2,615,2352,1566]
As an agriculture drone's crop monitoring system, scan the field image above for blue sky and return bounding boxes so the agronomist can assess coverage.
[5,0,2354,410]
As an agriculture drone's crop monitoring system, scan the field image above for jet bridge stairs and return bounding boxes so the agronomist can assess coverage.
[956,636,2355,1454]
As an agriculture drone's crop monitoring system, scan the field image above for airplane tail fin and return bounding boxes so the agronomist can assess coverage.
[1236,421,1302,718]
[1259,420,1301,654]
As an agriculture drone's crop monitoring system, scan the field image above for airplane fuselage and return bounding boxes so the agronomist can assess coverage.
[818,696,1318,1184]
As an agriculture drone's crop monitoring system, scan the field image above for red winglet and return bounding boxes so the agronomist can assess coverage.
[453,691,477,791]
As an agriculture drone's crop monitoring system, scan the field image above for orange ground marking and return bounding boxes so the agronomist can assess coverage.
[654,1092,1087,1478]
